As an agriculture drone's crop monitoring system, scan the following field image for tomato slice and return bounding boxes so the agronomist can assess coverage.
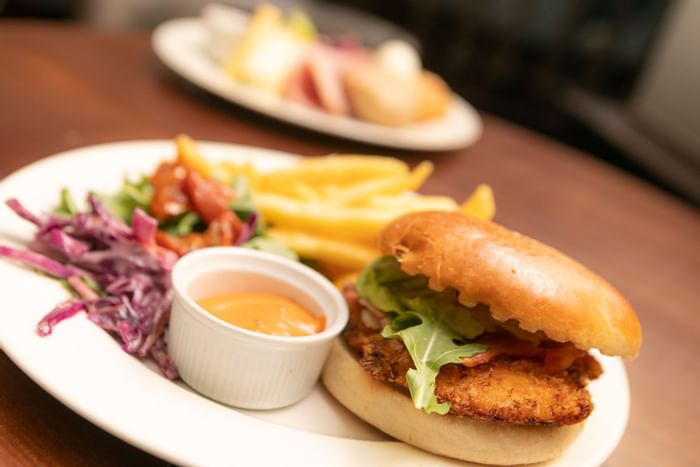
[149,162,190,221]
[182,170,236,223]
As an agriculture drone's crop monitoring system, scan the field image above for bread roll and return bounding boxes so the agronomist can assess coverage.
[379,211,642,358]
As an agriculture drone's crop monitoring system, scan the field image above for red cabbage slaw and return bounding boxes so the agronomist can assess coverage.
[1,195,183,378]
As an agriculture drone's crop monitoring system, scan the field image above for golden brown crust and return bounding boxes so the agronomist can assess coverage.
[436,359,596,425]
[322,339,585,465]
[379,211,642,358]
[341,288,601,426]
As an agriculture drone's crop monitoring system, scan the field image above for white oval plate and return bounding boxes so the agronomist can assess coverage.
[0,141,628,466]
[152,17,482,151]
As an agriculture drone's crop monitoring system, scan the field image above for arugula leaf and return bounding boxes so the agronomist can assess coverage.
[229,198,257,219]
[372,255,408,283]
[243,236,299,261]
[55,188,78,216]
[160,211,203,236]
[382,311,487,414]
[358,257,485,339]
[357,256,402,312]
[359,256,489,414]
[228,175,267,235]
[93,176,153,223]
[402,292,484,339]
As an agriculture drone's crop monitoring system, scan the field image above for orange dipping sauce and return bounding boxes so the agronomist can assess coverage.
[197,292,325,337]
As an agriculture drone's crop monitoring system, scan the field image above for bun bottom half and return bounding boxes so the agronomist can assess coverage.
[321,339,584,466]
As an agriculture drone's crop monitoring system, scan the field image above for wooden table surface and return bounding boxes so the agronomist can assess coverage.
[1,21,698,467]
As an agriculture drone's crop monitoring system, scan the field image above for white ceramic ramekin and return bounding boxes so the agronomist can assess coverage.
[168,247,348,410]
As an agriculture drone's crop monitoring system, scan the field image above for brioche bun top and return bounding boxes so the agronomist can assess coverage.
[379,211,642,358]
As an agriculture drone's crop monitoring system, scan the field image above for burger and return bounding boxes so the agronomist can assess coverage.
[322,211,641,465]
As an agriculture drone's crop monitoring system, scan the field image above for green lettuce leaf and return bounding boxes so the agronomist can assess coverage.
[382,310,488,414]
[229,175,267,235]
[356,256,403,312]
[358,256,488,414]
[160,211,203,236]
[92,176,153,223]
[243,236,298,261]
[400,292,484,339]
[55,188,78,216]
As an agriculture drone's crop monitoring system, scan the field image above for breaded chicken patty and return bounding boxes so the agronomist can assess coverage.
[342,287,602,426]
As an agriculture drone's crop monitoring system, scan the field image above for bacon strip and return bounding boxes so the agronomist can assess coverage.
[462,335,586,374]
[343,285,589,375]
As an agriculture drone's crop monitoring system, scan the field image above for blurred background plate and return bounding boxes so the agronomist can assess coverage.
[152,17,482,151]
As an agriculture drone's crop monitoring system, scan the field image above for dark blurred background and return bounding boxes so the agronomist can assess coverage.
[3,0,699,206]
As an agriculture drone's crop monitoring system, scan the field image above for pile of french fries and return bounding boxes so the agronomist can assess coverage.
[175,135,496,284]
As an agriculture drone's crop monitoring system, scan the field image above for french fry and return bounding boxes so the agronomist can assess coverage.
[256,194,392,242]
[329,161,434,206]
[265,228,379,270]
[461,184,496,221]
[175,134,213,179]
[257,155,409,193]
[288,182,321,201]
[320,185,341,199]
[256,193,465,243]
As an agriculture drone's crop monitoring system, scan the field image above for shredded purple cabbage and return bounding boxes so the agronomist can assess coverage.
[0,196,179,379]
[37,300,88,337]
[131,208,157,245]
